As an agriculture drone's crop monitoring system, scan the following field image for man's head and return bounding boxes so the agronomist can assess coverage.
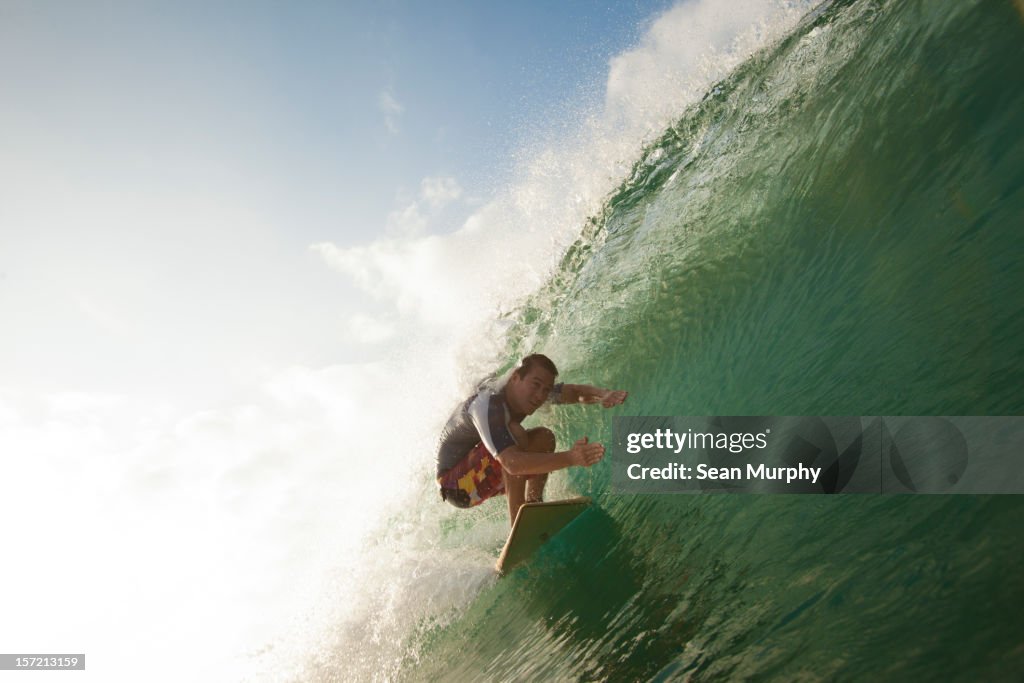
[505,354,559,417]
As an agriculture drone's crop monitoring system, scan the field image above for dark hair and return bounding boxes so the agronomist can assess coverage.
[513,353,558,379]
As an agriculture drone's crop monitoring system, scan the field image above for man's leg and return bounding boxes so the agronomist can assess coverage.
[504,427,556,525]
[525,472,549,503]
[524,425,556,504]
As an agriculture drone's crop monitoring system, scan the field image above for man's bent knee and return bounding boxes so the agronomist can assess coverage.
[526,427,556,453]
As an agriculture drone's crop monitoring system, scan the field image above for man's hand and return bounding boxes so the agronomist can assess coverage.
[568,436,605,467]
[599,389,628,408]
[576,388,629,408]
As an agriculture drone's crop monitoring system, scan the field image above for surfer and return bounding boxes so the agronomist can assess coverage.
[435,353,627,524]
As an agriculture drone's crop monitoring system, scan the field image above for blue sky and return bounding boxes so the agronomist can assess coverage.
[0,0,673,401]
[3,0,671,239]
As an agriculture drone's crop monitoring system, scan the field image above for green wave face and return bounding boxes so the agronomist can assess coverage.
[406,1,1024,680]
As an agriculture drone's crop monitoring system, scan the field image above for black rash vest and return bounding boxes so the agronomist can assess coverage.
[434,384,563,477]
[435,390,516,478]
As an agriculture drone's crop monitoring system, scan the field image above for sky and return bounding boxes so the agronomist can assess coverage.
[0,0,673,406]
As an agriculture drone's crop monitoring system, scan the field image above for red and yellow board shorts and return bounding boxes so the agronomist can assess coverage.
[437,442,506,508]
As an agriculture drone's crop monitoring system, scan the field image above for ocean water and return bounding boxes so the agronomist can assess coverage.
[307,1,1024,681]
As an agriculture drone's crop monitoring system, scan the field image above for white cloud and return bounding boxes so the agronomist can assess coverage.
[346,312,396,345]
[378,89,403,134]
[385,201,428,237]
[312,195,552,331]
[384,175,464,237]
[312,234,453,322]
[419,176,462,209]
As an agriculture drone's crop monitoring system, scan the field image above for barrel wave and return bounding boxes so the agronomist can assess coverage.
[338,1,1024,680]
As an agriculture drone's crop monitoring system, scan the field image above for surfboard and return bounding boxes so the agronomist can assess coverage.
[495,496,591,575]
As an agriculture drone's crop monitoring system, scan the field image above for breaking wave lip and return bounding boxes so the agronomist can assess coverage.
[311,0,817,341]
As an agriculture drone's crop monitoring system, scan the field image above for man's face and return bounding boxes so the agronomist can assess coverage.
[506,366,555,416]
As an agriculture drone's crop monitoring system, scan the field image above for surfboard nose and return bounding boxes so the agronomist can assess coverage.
[495,497,591,575]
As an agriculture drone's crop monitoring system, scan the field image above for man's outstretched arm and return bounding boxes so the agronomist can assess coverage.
[557,383,629,408]
[496,437,604,476]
